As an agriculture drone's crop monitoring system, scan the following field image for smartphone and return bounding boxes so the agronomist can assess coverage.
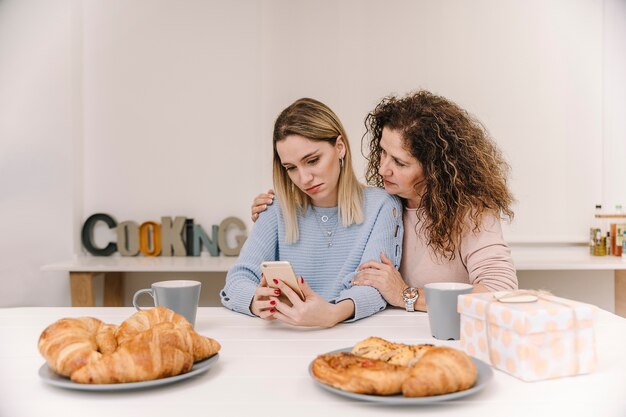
[261,261,305,301]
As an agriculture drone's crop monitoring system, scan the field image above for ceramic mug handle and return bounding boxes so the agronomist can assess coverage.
[132,288,155,311]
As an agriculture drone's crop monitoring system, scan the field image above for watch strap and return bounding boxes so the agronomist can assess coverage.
[402,287,418,312]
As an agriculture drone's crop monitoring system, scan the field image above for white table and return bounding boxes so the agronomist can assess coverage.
[1,307,625,417]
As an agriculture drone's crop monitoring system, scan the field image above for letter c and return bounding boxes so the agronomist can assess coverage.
[81,213,118,256]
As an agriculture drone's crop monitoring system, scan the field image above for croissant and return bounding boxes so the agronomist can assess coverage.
[71,323,194,384]
[116,306,220,362]
[401,346,478,397]
[352,336,433,367]
[38,317,119,377]
[116,306,191,344]
[319,337,478,397]
[311,352,409,395]
[38,307,221,384]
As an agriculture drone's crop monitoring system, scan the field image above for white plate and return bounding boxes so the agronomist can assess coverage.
[309,348,492,404]
[38,353,219,391]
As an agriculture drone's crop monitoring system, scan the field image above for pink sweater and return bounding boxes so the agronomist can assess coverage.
[399,208,518,291]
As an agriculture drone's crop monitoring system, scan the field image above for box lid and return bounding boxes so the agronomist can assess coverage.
[458,291,596,335]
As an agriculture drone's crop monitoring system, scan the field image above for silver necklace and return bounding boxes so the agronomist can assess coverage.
[312,207,339,247]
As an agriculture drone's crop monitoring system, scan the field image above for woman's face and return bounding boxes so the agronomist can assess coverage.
[378,127,425,208]
[276,134,345,207]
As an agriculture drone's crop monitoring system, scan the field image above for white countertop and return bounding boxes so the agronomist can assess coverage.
[41,254,238,272]
[41,246,626,273]
[1,307,625,417]
[510,245,626,270]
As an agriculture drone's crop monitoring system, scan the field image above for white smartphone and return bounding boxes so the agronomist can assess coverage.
[261,261,305,301]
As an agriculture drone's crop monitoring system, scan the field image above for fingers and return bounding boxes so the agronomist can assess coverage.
[352,269,386,287]
[251,294,275,319]
[251,193,274,222]
[265,292,297,323]
[251,202,268,223]
[271,279,302,306]
[252,196,273,208]
[258,311,276,320]
[252,276,281,319]
[271,309,297,326]
[380,252,393,265]
[257,297,279,320]
[251,204,268,218]
[253,190,274,205]
[256,298,276,310]
[358,260,385,271]
[254,274,281,301]
[253,194,274,207]
[297,276,312,299]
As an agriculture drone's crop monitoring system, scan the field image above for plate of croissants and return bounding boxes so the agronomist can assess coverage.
[309,337,492,404]
[37,306,221,391]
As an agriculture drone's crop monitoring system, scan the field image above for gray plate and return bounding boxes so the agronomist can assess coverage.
[309,348,493,404]
[38,353,219,391]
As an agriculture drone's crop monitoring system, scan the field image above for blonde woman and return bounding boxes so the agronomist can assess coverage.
[221,98,402,327]
[252,91,518,313]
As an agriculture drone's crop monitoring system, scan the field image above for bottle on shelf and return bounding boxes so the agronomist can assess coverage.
[590,204,603,255]
[618,224,625,257]
[609,204,626,256]
[622,231,626,260]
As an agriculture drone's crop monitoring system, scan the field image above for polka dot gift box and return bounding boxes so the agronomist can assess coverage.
[458,291,597,382]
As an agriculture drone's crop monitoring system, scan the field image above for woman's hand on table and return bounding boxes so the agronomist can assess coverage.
[250,274,278,320]
[354,252,408,308]
[251,189,275,222]
[269,278,354,328]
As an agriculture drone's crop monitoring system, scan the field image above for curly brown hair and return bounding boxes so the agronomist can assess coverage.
[363,90,514,260]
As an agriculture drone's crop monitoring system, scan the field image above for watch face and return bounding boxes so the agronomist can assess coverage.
[403,287,418,299]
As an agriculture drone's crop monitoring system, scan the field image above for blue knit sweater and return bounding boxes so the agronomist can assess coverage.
[220,187,403,322]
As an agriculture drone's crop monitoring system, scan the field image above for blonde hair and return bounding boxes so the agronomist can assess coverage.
[273,98,363,243]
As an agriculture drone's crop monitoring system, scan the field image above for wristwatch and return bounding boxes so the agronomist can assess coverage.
[402,287,419,312]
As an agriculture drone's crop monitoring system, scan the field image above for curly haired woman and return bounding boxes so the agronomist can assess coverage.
[251,90,517,312]
[352,90,518,311]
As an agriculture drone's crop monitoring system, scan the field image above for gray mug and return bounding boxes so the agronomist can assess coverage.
[424,282,473,340]
[133,280,201,327]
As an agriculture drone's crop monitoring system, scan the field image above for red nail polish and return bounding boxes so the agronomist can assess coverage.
[300,277,304,284]
[270,300,276,305]
[270,308,276,313]
[274,289,280,295]
[273,279,279,285]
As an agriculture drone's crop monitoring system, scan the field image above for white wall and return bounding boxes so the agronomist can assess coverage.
[261,0,607,243]
[81,0,264,231]
[603,0,626,208]
[0,0,75,306]
[1,0,625,307]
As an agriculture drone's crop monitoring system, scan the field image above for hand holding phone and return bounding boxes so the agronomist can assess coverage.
[261,261,305,302]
